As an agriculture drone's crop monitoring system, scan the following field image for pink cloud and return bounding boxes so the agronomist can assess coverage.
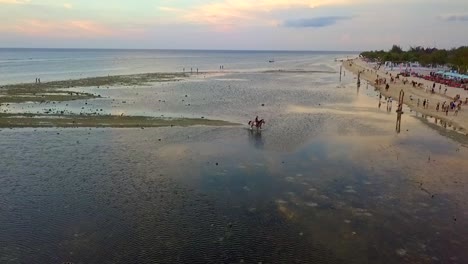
[339,33,351,43]
[2,19,145,39]
[179,0,353,29]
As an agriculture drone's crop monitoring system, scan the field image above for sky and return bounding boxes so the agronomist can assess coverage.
[0,0,467,51]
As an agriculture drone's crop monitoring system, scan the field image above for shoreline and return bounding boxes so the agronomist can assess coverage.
[343,59,468,135]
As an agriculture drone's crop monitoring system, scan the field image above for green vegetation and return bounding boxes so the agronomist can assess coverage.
[360,45,468,73]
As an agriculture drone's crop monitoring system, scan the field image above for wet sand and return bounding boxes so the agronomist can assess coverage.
[0,72,238,128]
[0,72,187,104]
[0,113,237,128]
[343,59,468,134]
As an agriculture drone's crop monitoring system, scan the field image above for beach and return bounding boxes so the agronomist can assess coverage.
[1,49,467,263]
[343,59,468,134]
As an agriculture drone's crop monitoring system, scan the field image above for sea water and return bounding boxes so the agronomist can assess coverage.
[0,49,467,263]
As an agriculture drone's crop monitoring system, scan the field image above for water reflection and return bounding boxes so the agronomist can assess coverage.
[248,129,264,149]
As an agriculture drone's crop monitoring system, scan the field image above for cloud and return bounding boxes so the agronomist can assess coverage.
[63,3,72,9]
[160,0,353,29]
[438,13,468,22]
[283,16,352,27]
[0,0,30,3]
[8,19,115,38]
[158,6,183,13]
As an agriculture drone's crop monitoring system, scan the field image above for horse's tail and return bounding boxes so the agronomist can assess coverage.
[248,121,252,125]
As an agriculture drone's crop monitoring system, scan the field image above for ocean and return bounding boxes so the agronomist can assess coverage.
[0,48,353,84]
[0,49,467,263]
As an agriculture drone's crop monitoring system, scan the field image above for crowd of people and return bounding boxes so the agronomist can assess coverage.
[404,71,467,89]
[363,63,467,117]
[408,84,465,116]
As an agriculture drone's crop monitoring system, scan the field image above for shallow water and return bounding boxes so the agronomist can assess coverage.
[1,51,468,263]
[0,49,347,84]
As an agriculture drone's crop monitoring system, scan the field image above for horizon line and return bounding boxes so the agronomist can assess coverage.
[0,47,362,53]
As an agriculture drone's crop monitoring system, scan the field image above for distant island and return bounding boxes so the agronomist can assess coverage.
[360,45,468,73]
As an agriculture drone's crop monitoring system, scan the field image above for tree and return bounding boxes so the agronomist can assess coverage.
[390,45,403,54]
[360,45,468,72]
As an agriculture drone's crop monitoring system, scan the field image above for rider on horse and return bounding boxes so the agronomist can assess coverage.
[249,116,265,129]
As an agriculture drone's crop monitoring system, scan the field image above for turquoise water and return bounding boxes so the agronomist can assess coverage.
[0,50,467,263]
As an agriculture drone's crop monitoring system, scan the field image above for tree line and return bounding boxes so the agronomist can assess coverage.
[360,45,468,73]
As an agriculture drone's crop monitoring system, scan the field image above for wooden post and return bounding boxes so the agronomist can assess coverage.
[396,89,404,133]
[397,89,404,113]
[339,65,342,82]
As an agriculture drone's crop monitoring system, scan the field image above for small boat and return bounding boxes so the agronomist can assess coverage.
[268,59,275,63]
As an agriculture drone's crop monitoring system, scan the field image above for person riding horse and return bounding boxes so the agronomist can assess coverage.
[248,116,265,130]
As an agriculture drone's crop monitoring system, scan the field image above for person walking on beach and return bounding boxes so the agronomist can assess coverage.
[444,88,447,95]
[426,99,429,109]
[436,102,440,111]
[439,85,441,93]
[423,99,426,108]
[417,98,420,107]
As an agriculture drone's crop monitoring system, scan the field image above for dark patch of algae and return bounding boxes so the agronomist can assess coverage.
[0,113,237,128]
[0,72,186,104]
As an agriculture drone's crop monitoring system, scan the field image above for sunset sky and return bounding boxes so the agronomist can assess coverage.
[1,0,467,50]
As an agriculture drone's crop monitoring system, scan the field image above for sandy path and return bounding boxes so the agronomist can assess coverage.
[343,59,468,135]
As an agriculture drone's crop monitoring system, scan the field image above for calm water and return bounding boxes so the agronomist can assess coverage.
[0,48,350,84]
[0,50,467,263]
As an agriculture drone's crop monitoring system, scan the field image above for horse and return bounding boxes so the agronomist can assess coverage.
[248,119,265,130]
